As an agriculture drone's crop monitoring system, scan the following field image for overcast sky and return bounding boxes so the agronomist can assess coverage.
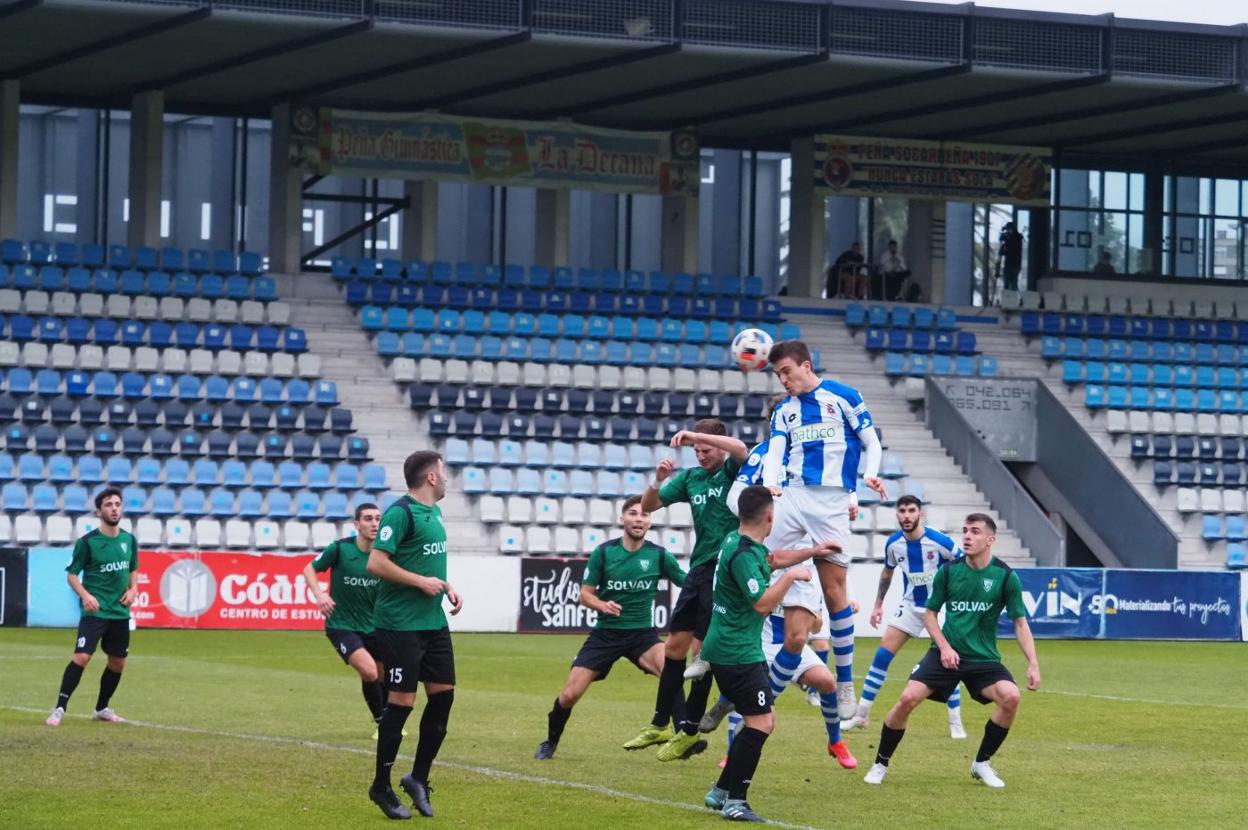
[919,0,1245,26]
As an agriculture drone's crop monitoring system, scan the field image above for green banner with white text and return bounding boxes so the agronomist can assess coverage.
[813,135,1050,206]
[290,107,699,197]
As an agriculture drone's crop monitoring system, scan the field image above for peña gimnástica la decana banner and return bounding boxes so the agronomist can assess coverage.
[813,135,1051,206]
[288,106,700,197]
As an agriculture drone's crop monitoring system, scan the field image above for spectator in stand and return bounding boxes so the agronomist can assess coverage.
[998,223,1024,292]
[827,243,867,299]
[879,241,910,301]
[1092,251,1117,276]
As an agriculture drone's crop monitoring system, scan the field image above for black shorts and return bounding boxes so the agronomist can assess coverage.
[571,627,661,680]
[670,559,716,639]
[910,649,1015,704]
[74,616,130,658]
[325,629,381,665]
[374,627,455,692]
[710,662,773,717]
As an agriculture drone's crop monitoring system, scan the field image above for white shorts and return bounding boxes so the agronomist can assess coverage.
[770,557,825,617]
[765,485,852,567]
[762,639,826,685]
[886,598,928,639]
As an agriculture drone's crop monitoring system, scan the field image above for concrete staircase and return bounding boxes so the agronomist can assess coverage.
[274,273,496,555]
[983,315,1217,569]
[789,308,1034,566]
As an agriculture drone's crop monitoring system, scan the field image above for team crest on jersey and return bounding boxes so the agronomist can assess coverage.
[983,578,995,592]
[120,542,128,553]
[639,559,650,569]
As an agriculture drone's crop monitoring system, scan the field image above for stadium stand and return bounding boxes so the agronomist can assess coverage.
[998,286,1246,569]
[0,244,382,550]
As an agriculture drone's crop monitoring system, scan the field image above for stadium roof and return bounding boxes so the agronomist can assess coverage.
[5,0,1248,168]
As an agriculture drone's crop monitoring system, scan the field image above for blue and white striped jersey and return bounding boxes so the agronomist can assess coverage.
[765,379,874,490]
[735,442,767,487]
[883,527,962,607]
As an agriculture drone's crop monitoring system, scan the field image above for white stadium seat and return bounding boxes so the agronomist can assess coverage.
[194,519,222,548]
[136,517,164,547]
[166,518,194,547]
[553,526,580,554]
[311,521,338,549]
[45,516,75,545]
[499,525,525,555]
[225,520,252,548]
[282,521,311,550]
[14,515,43,545]
[253,521,281,549]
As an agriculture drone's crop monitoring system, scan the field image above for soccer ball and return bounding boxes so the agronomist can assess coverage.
[731,328,773,372]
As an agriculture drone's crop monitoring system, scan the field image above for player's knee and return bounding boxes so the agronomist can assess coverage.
[357,664,379,683]
[897,689,925,711]
[558,688,582,709]
[997,684,1021,711]
[72,652,91,667]
[106,656,125,672]
[782,630,809,653]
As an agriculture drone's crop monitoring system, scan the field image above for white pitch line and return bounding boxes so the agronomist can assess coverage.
[1040,689,1248,711]
[2,705,829,830]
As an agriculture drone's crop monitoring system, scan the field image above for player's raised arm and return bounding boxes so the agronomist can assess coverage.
[670,430,750,464]
[760,406,789,492]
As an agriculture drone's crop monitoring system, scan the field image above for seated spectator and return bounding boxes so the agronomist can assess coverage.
[879,240,911,300]
[1092,251,1117,275]
[827,242,866,298]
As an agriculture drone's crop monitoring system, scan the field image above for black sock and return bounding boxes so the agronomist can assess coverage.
[56,662,85,710]
[976,719,1010,763]
[95,668,122,711]
[547,697,572,745]
[716,726,768,800]
[669,688,687,730]
[650,658,686,727]
[411,690,454,784]
[681,674,714,735]
[372,703,412,791]
[362,681,385,722]
[875,724,906,767]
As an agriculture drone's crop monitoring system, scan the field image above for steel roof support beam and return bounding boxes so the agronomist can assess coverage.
[779,72,1111,142]
[930,83,1242,141]
[1061,107,1248,147]
[6,6,210,79]
[272,30,532,104]
[679,63,971,130]
[0,0,42,21]
[408,41,680,111]
[541,52,827,121]
[135,18,372,93]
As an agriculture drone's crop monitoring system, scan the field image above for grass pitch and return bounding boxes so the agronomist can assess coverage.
[1,629,1243,829]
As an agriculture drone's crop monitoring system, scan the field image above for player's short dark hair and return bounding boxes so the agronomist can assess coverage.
[737,485,773,523]
[94,487,122,510]
[768,339,811,368]
[693,418,727,436]
[403,451,443,489]
[965,513,996,534]
[354,502,379,521]
[896,495,923,510]
[622,494,647,514]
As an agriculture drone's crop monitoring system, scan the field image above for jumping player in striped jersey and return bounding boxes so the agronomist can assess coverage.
[695,421,857,771]
[842,495,967,739]
[761,340,888,719]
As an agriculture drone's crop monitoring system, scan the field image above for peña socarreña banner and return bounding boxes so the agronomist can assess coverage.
[290,107,700,197]
[813,135,1050,206]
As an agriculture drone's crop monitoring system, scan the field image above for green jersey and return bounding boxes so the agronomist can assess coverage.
[701,531,770,665]
[925,556,1027,662]
[372,496,449,632]
[66,529,139,620]
[310,537,380,633]
[582,538,686,630]
[659,457,741,568]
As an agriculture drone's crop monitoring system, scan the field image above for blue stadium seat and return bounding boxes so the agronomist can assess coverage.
[1202,514,1224,541]
[1,481,29,511]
